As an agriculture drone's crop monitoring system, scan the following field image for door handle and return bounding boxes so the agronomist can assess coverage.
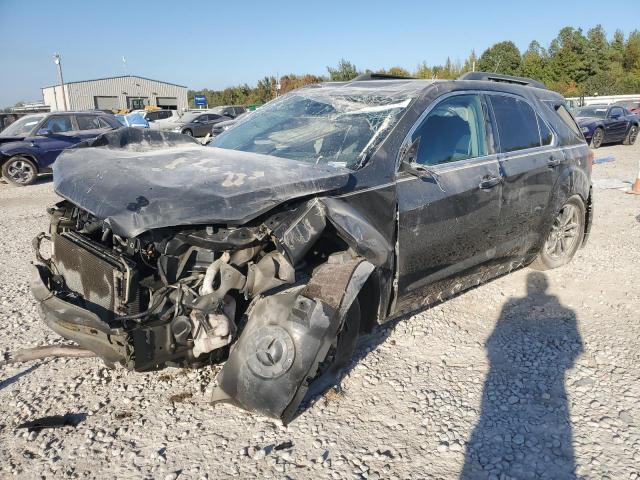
[479,175,502,189]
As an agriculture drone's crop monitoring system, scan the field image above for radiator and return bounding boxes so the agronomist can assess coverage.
[52,232,137,321]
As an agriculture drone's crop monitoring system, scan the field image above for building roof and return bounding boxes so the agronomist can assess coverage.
[42,75,187,90]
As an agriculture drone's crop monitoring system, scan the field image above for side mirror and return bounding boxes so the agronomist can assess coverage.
[36,128,51,136]
[399,137,431,178]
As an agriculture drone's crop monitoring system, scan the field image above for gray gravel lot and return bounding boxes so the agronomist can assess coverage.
[0,142,639,479]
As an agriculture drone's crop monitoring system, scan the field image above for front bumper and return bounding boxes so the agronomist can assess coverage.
[30,263,129,364]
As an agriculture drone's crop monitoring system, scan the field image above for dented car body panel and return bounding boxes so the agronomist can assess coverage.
[31,77,592,421]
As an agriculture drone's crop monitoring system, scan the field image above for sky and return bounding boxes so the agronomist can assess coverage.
[0,0,638,107]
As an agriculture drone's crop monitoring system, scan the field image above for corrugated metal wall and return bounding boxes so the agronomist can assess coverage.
[42,76,188,112]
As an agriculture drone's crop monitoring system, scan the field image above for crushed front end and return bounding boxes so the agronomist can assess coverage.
[33,200,301,371]
[32,197,375,421]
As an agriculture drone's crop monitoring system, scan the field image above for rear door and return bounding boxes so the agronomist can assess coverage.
[74,115,113,140]
[487,93,559,258]
[395,93,504,313]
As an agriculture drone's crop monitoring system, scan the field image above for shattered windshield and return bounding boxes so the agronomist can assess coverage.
[211,82,426,169]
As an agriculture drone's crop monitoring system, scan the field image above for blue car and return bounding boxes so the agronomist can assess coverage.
[115,112,150,129]
[0,111,120,185]
[572,104,639,149]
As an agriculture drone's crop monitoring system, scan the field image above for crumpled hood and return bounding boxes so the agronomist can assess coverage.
[53,128,352,237]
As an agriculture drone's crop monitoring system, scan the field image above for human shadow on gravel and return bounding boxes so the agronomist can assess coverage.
[460,272,583,480]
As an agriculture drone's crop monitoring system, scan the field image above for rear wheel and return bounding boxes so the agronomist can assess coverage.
[2,156,38,186]
[530,196,585,271]
[590,127,604,148]
[623,125,638,145]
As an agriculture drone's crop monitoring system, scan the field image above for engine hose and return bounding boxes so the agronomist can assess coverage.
[113,286,171,322]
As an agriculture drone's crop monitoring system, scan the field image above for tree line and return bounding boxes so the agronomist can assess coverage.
[188,25,640,107]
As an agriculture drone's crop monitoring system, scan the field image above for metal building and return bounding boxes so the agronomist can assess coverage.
[42,75,188,112]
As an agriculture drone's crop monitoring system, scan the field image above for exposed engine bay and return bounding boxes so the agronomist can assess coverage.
[33,196,376,421]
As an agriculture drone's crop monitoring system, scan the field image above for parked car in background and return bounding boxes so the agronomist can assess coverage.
[210,111,250,137]
[33,73,593,422]
[0,111,120,185]
[130,109,178,124]
[155,110,231,137]
[572,104,639,148]
[612,99,640,114]
[115,112,150,128]
[214,105,247,118]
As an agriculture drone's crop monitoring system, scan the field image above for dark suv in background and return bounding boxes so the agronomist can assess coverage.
[31,72,592,422]
[0,111,120,185]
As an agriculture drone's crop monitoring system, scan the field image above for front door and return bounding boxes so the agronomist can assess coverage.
[605,106,628,142]
[395,93,504,314]
[31,114,80,169]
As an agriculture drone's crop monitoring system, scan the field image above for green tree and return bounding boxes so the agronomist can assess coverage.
[477,41,522,75]
[327,59,359,81]
[521,41,547,82]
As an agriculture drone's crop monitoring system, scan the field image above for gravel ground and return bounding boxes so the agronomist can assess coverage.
[0,142,639,479]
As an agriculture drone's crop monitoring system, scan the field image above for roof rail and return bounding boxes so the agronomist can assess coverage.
[352,72,417,81]
[458,71,547,90]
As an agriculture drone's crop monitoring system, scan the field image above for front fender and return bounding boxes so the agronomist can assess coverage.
[211,255,373,423]
[0,143,40,167]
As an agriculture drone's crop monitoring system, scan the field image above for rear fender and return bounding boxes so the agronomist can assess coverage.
[211,255,373,423]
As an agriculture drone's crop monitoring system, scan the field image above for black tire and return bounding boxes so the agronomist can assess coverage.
[1,156,38,186]
[306,299,361,397]
[623,125,638,145]
[590,127,604,149]
[182,129,193,137]
[530,195,586,271]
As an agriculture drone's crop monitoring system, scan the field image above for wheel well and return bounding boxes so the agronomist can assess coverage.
[582,188,593,246]
[356,272,381,334]
[2,154,39,173]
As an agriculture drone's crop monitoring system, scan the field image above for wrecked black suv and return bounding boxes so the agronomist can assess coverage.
[31,72,592,422]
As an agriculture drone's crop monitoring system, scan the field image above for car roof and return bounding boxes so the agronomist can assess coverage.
[306,77,564,104]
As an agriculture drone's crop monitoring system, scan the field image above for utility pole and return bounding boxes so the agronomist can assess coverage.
[53,53,68,111]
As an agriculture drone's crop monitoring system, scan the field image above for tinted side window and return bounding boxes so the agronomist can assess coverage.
[554,105,582,138]
[538,116,553,146]
[159,110,171,119]
[209,114,222,121]
[490,95,541,152]
[98,117,115,129]
[43,115,74,133]
[414,94,488,165]
[76,115,102,130]
[610,107,624,117]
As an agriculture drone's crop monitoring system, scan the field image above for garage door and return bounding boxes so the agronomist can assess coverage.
[94,96,119,110]
[156,97,178,108]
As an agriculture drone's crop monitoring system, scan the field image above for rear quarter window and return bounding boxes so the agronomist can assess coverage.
[489,95,541,153]
[551,104,583,141]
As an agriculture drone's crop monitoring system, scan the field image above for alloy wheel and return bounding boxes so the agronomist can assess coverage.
[591,129,603,148]
[6,159,35,185]
[544,204,580,260]
[629,126,638,144]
